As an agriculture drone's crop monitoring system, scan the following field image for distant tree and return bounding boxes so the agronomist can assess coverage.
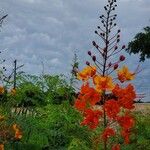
[126,26,150,62]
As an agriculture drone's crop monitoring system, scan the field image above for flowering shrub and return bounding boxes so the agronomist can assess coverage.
[0,114,22,150]
[74,0,139,149]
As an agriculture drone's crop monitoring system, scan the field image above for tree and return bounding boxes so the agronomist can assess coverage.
[126,26,150,62]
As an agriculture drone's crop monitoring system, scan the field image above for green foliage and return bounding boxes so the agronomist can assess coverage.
[10,73,75,106]
[9,102,92,150]
[43,75,75,104]
[127,26,150,62]
[14,82,46,107]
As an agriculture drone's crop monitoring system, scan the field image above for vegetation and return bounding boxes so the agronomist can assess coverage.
[127,26,150,62]
[0,0,149,150]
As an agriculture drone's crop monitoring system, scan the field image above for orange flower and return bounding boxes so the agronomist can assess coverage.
[0,144,4,150]
[74,83,101,111]
[12,124,22,140]
[112,144,120,150]
[102,127,115,142]
[104,100,120,119]
[81,109,102,129]
[117,114,135,130]
[113,84,136,109]
[74,99,86,111]
[77,66,96,81]
[10,88,16,95]
[121,129,131,144]
[0,86,4,94]
[117,66,135,83]
[93,75,114,92]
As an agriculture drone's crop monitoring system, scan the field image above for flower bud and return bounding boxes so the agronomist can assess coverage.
[114,64,118,70]
[95,45,99,49]
[92,41,96,46]
[97,26,100,29]
[95,30,98,34]
[88,51,91,56]
[117,35,120,38]
[86,61,90,66]
[92,56,96,62]
[115,46,118,50]
[117,39,120,43]
[108,62,112,67]
[118,29,121,33]
[119,55,125,61]
[122,45,126,49]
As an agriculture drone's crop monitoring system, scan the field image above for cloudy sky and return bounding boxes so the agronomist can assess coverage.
[0,0,150,101]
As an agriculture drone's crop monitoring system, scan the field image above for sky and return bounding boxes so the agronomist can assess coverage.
[0,0,150,101]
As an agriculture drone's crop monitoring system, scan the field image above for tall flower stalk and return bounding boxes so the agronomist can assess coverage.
[74,0,138,150]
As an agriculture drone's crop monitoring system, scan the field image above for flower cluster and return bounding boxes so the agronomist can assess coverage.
[74,0,138,149]
[74,65,136,149]
[0,115,22,150]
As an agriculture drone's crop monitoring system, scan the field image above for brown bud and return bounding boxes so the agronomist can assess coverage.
[114,64,118,70]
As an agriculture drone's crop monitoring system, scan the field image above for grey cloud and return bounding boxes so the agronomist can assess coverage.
[0,0,150,101]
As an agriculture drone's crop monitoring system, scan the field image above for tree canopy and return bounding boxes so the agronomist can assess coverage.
[126,26,150,62]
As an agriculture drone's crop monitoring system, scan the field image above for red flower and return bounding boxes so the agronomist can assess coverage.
[121,129,131,144]
[104,100,120,119]
[102,127,115,141]
[74,99,86,111]
[81,109,102,129]
[117,114,135,130]
[74,83,101,111]
[113,84,136,109]
[112,144,120,150]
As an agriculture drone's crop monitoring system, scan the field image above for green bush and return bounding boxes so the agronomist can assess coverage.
[9,102,92,149]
